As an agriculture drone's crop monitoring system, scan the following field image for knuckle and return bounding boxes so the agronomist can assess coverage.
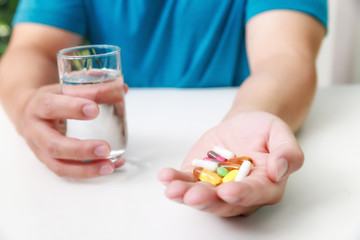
[52,164,67,177]
[45,160,67,178]
[270,195,283,205]
[72,140,92,160]
[42,96,55,117]
[73,146,86,160]
[268,187,285,205]
[294,150,305,170]
[44,139,60,157]
[21,124,32,141]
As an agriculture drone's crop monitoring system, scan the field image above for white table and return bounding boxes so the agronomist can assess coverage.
[0,85,359,240]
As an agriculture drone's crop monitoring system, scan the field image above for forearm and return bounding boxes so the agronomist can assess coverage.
[0,24,82,132]
[225,54,316,132]
[224,10,325,132]
[0,47,58,131]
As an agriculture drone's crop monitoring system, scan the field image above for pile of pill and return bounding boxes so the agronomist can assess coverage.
[192,146,254,186]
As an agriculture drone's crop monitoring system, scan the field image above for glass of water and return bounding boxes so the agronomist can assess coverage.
[57,45,128,163]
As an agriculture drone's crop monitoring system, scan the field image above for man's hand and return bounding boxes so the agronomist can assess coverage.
[158,111,304,217]
[19,84,125,178]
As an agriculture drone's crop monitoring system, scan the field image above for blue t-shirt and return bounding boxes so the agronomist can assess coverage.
[13,0,327,88]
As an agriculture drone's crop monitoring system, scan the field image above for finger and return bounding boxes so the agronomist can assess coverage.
[30,143,117,178]
[163,177,219,207]
[163,175,260,217]
[267,122,304,182]
[217,172,285,207]
[164,180,194,203]
[114,157,126,168]
[124,83,129,94]
[63,79,126,104]
[165,179,219,208]
[182,182,256,217]
[183,182,227,213]
[48,158,115,178]
[31,122,111,160]
[34,93,99,120]
[158,168,196,185]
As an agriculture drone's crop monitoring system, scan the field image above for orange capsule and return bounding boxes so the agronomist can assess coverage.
[219,156,254,171]
[228,156,254,165]
[218,162,242,171]
[193,167,222,186]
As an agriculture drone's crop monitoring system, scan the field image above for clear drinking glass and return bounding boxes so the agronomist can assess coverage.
[57,45,127,162]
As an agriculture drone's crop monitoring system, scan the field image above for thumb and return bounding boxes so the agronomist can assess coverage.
[266,124,304,182]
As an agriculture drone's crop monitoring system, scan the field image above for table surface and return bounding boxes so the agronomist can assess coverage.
[0,85,359,240]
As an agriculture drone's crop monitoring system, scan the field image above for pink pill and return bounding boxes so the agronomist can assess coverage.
[207,151,227,162]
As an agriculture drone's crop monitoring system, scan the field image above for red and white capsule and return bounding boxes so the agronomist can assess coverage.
[207,151,227,162]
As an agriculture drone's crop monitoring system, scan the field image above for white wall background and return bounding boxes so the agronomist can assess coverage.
[317,0,360,86]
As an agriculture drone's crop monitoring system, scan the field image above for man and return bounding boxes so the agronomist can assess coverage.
[0,0,327,216]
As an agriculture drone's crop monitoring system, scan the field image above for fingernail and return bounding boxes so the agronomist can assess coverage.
[193,203,210,210]
[220,193,245,204]
[82,104,98,118]
[99,164,114,175]
[172,198,184,203]
[276,158,288,182]
[94,145,110,157]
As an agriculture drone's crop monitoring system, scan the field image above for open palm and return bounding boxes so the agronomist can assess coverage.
[158,110,304,217]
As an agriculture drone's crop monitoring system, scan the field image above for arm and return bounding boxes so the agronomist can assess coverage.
[0,23,82,131]
[158,10,325,217]
[226,10,325,131]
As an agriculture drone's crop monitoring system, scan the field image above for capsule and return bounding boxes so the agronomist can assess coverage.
[207,151,226,162]
[218,162,242,171]
[192,159,218,171]
[213,146,235,159]
[193,167,223,186]
[235,160,252,182]
[222,170,239,183]
[219,156,254,171]
[228,156,254,165]
[203,157,219,162]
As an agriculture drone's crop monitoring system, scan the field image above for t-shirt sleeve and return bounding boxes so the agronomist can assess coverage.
[245,0,328,29]
[12,0,87,36]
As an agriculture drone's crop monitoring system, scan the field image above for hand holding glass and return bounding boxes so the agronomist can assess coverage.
[57,45,128,163]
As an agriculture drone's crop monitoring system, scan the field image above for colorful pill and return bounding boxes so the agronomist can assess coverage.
[218,162,242,171]
[193,167,222,186]
[207,151,226,162]
[235,160,252,182]
[203,157,218,162]
[228,156,254,165]
[213,146,235,159]
[192,159,218,171]
[222,170,239,183]
[216,167,229,177]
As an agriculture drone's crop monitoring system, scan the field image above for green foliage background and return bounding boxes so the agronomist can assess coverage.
[0,0,19,57]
